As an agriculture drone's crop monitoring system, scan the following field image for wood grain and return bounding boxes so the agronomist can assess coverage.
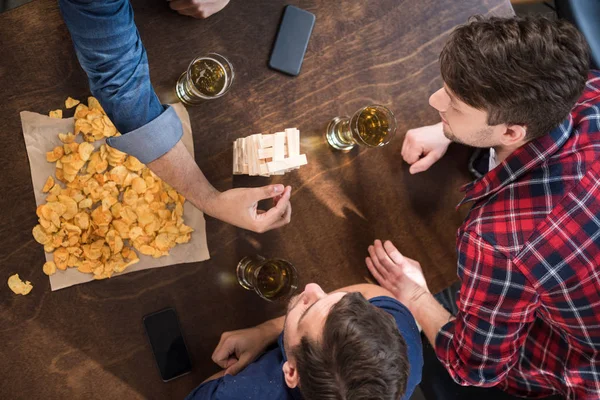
[0,0,513,398]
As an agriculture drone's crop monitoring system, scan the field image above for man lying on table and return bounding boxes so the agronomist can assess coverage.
[367,16,600,400]
[186,283,423,400]
[58,0,291,233]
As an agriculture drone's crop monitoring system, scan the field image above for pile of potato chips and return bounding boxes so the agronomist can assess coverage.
[32,97,194,281]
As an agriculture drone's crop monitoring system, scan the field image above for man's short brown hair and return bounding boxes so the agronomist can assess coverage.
[440,16,590,140]
[292,292,409,400]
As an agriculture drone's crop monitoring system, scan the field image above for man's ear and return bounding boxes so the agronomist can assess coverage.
[283,360,299,388]
[500,123,528,146]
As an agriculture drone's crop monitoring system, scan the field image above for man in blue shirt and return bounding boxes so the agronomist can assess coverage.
[187,283,423,399]
[59,0,291,233]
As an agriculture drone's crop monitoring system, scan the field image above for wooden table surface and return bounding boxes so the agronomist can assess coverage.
[0,0,512,398]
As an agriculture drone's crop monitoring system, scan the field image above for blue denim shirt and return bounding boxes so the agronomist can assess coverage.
[58,0,182,164]
[186,296,423,400]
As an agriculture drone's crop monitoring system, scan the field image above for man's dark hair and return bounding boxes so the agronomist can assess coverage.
[440,16,590,140]
[292,292,409,400]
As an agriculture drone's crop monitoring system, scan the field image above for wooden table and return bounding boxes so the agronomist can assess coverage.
[0,0,512,398]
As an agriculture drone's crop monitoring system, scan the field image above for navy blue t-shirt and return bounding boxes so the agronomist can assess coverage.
[186,296,423,399]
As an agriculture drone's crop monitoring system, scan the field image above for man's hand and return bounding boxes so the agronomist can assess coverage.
[401,122,451,174]
[205,184,292,233]
[366,240,430,306]
[168,0,230,19]
[212,324,277,375]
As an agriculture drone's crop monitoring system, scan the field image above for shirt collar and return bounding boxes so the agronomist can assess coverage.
[458,114,574,207]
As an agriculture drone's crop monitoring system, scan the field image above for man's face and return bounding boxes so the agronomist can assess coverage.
[283,283,347,353]
[429,85,504,148]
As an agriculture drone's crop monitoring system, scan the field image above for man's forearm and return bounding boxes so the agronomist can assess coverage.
[147,140,218,213]
[406,291,452,346]
[257,316,285,343]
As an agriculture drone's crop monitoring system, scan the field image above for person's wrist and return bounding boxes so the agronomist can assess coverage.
[197,187,221,217]
[403,286,432,314]
[259,318,283,342]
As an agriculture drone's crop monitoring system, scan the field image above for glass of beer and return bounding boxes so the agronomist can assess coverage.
[175,52,234,105]
[326,104,397,151]
[236,255,299,302]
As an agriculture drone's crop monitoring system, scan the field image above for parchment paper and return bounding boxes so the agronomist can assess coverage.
[20,103,210,291]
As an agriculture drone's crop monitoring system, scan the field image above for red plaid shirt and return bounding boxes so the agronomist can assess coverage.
[435,71,600,399]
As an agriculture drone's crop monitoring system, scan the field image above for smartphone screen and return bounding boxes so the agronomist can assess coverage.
[143,308,192,382]
[269,5,316,76]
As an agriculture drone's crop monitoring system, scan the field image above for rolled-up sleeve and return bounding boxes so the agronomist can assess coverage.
[435,231,539,387]
[58,0,182,163]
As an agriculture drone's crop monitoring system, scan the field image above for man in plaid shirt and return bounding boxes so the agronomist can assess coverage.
[366,16,600,399]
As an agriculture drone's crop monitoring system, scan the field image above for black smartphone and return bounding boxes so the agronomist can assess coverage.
[269,5,316,76]
[143,308,192,382]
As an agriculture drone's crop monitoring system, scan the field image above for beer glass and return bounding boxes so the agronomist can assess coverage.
[236,255,299,302]
[326,104,397,151]
[175,53,234,105]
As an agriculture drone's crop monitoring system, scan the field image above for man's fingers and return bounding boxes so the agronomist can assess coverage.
[255,187,292,230]
[402,144,423,165]
[409,151,439,174]
[383,240,405,265]
[212,334,235,368]
[251,184,285,202]
[368,245,389,278]
[366,257,387,285]
[225,354,251,376]
[373,240,397,271]
[401,132,413,160]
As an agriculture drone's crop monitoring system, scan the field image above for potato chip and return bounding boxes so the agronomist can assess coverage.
[106,230,124,254]
[91,207,112,226]
[78,142,94,162]
[78,198,92,209]
[43,261,57,276]
[108,165,128,185]
[8,274,33,295]
[124,156,144,172]
[58,132,76,144]
[42,176,55,193]
[132,177,147,194]
[32,225,51,245]
[49,109,62,119]
[88,96,104,112]
[58,195,78,220]
[46,146,64,162]
[139,245,156,256]
[65,97,80,109]
[54,247,69,270]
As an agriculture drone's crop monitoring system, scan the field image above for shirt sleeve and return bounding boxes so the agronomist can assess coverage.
[58,0,182,163]
[185,345,289,400]
[435,231,540,387]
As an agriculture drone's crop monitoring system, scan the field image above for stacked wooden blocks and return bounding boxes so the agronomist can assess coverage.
[233,128,307,176]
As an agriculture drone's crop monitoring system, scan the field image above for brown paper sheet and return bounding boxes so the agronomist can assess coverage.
[20,103,210,291]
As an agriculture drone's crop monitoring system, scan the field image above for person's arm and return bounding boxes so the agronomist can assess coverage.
[366,237,538,387]
[401,122,451,174]
[59,0,291,233]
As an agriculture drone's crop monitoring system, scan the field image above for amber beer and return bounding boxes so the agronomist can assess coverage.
[176,53,234,105]
[237,255,299,302]
[326,104,397,151]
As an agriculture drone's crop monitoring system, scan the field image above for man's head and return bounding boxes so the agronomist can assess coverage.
[282,284,409,400]
[431,16,589,149]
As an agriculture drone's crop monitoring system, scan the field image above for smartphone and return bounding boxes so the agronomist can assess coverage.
[269,5,316,76]
[143,308,192,382]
